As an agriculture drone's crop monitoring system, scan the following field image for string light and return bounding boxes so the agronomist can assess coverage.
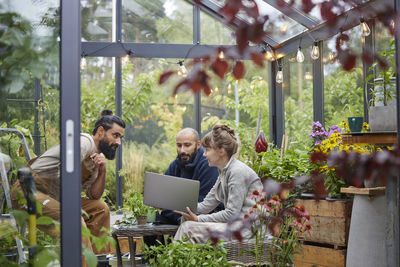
[276,66,283,84]
[218,50,225,59]
[80,55,87,69]
[360,17,371,37]
[121,49,133,65]
[390,19,395,31]
[177,61,187,77]
[311,41,319,60]
[296,47,304,63]
[261,45,275,61]
[328,52,335,63]
[304,72,313,80]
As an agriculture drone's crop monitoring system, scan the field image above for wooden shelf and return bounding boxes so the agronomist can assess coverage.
[341,186,385,196]
[341,132,397,145]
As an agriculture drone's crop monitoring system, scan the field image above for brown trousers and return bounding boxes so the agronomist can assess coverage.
[11,182,111,260]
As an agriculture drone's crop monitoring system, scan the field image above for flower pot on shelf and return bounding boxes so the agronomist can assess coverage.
[136,215,147,225]
[369,105,397,132]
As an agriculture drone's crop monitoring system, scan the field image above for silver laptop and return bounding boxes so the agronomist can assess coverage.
[143,172,199,213]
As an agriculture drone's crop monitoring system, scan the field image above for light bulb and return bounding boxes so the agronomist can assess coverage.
[280,23,288,34]
[276,67,283,84]
[80,57,87,69]
[178,61,187,77]
[264,50,274,61]
[218,50,224,59]
[296,47,304,63]
[122,54,130,65]
[304,72,313,80]
[360,18,371,37]
[390,20,395,31]
[329,52,335,63]
[311,42,319,60]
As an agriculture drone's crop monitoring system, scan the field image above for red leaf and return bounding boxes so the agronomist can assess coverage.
[339,50,356,71]
[361,51,373,65]
[233,230,243,243]
[320,2,336,20]
[159,71,175,85]
[310,151,327,163]
[301,0,315,13]
[233,61,245,79]
[250,52,264,67]
[219,0,243,24]
[312,173,328,200]
[173,80,189,95]
[211,59,229,79]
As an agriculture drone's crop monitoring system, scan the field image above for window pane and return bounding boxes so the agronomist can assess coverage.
[201,61,270,158]
[81,0,113,42]
[0,0,61,264]
[201,11,236,45]
[323,27,364,129]
[122,0,193,43]
[284,48,313,150]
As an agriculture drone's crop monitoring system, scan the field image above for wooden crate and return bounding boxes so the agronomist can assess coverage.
[293,243,346,267]
[294,199,352,247]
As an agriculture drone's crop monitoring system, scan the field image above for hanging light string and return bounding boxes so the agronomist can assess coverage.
[80,42,133,69]
[296,34,305,63]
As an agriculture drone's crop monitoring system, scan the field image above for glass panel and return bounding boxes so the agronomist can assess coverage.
[122,0,193,43]
[0,0,61,265]
[81,0,113,42]
[283,48,313,151]
[323,27,364,129]
[201,11,236,45]
[205,0,306,43]
[283,0,367,23]
[201,61,270,158]
[256,0,307,43]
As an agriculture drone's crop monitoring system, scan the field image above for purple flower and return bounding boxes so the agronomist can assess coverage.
[310,121,328,145]
[328,125,342,136]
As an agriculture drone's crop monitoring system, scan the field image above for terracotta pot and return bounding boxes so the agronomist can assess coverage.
[136,216,147,225]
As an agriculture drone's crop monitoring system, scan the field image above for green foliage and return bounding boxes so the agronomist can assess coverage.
[81,226,115,267]
[81,62,154,133]
[366,39,396,106]
[0,11,46,94]
[124,190,155,218]
[144,238,233,267]
[324,68,364,126]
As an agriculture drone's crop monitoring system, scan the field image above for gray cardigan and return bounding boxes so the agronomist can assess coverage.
[197,157,263,223]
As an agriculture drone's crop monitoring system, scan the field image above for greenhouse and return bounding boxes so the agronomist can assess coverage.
[0,0,400,266]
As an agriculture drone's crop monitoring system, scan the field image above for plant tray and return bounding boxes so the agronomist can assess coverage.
[295,199,352,247]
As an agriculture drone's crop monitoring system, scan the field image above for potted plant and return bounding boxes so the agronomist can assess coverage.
[124,190,155,225]
[366,39,397,132]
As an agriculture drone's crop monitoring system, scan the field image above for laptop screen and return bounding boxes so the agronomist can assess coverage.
[143,172,199,213]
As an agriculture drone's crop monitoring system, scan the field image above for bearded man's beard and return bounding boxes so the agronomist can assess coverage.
[99,138,118,160]
[177,146,198,166]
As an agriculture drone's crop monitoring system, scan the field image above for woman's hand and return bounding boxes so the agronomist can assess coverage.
[174,207,198,222]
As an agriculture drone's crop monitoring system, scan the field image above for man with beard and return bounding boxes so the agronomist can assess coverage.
[11,109,125,257]
[156,128,220,225]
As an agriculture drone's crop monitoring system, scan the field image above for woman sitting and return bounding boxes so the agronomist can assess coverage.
[174,124,263,243]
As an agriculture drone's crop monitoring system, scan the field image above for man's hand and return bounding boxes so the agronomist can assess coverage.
[174,207,198,222]
[90,153,106,171]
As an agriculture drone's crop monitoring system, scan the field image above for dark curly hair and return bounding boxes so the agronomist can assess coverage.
[92,109,125,135]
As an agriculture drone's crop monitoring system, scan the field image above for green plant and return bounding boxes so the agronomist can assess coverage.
[366,39,395,106]
[143,238,233,267]
[124,190,155,218]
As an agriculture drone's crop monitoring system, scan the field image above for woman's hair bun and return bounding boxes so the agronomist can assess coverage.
[101,109,113,117]
[213,124,236,139]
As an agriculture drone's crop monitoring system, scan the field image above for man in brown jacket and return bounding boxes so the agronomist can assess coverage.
[12,109,125,256]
